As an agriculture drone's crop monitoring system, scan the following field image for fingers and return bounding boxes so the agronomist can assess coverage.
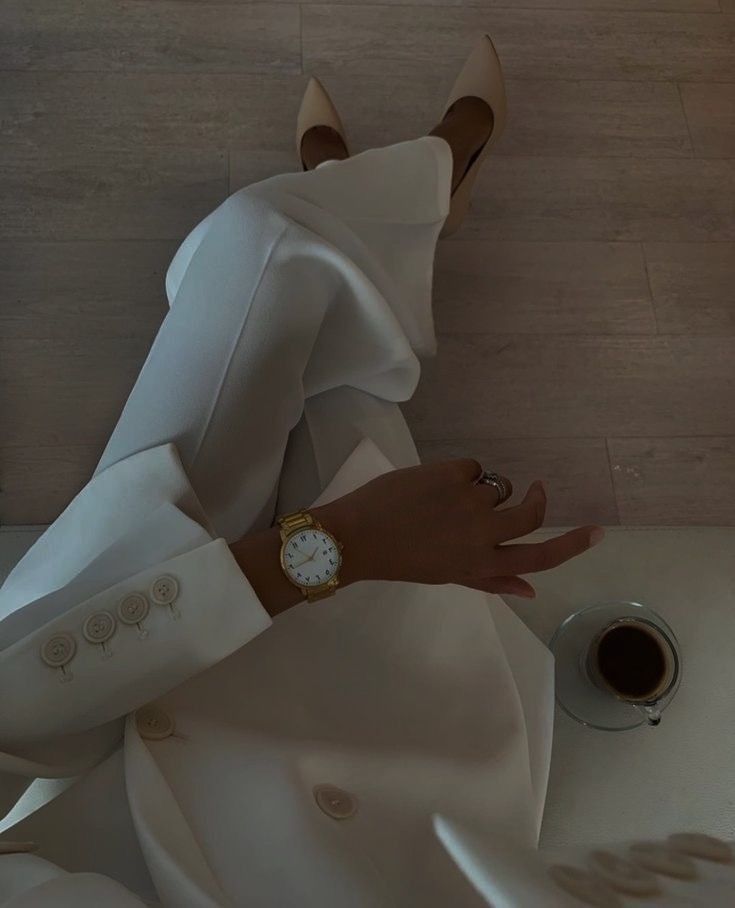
[495,525,605,576]
[453,457,483,482]
[472,575,536,599]
[493,481,547,542]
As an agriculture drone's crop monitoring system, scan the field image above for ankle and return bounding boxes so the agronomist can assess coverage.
[429,97,494,193]
[301,125,349,170]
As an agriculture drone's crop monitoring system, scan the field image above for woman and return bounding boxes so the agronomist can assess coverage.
[0,36,605,906]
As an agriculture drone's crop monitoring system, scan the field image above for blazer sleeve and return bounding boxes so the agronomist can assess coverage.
[0,445,272,750]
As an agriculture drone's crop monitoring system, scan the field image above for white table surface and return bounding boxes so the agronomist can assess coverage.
[505,526,735,850]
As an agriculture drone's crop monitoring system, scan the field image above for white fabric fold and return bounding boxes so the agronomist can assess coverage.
[0,445,211,617]
[0,503,211,649]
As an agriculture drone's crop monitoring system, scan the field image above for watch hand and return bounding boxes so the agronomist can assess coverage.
[307,546,319,561]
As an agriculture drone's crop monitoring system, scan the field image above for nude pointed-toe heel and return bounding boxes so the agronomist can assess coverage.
[296,76,350,171]
[439,35,507,238]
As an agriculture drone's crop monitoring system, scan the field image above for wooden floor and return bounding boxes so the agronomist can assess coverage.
[1,0,733,527]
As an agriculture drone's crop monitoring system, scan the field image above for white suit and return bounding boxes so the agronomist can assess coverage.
[0,138,555,906]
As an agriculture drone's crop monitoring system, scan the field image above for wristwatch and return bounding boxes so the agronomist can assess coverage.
[277,510,343,602]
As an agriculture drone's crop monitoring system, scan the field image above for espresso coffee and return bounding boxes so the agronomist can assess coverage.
[591,622,670,701]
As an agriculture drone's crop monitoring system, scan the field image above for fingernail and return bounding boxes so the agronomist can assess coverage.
[589,527,605,547]
[533,480,546,496]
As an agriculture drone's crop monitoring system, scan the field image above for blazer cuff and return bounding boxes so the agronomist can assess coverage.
[0,540,272,748]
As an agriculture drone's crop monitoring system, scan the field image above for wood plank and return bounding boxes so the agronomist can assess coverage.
[433,242,656,334]
[0,0,300,73]
[1,72,298,153]
[679,83,735,158]
[464,156,735,241]
[0,445,102,526]
[0,72,695,169]
[299,0,719,9]
[497,81,693,158]
[0,147,227,240]
[644,243,735,334]
[317,75,694,159]
[228,150,298,192]
[302,7,735,82]
[0,241,173,339]
[404,335,735,439]
[1,338,148,447]
[608,437,735,525]
[418,438,619,525]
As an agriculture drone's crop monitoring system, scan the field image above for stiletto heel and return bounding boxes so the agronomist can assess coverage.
[439,35,507,238]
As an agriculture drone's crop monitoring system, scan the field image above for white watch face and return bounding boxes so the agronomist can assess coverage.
[282,528,342,588]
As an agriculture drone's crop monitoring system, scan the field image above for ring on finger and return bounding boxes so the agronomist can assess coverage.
[474,470,512,505]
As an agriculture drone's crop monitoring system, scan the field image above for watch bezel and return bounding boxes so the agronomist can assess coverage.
[279,527,343,590]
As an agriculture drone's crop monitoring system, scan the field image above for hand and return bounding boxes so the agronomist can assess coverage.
[314,459,605,599]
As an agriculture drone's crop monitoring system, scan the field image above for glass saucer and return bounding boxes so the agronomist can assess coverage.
[549,601,682,731]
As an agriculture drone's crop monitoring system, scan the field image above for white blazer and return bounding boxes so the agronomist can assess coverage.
[0,438,554,906]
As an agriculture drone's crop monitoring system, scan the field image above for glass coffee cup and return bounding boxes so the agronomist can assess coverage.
[550,602,682,731]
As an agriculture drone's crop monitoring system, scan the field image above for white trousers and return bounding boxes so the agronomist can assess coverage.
[97,136,453,541]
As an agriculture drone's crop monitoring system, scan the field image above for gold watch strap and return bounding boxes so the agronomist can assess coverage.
[305,579,339,602]
[277,511,316,541]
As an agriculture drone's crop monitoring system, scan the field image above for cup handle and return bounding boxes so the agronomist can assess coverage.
[635,703,662,727]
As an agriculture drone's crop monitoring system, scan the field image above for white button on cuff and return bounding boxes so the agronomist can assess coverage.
[150,575,179,605]
[587,850,661,897]
[313,785,358,820]
[668,833,733,864]
[548,866,621,908]
[136,706,175,741]
[41,633,76,668]
[83,610,116,658]
[83,611,116,643]
[118,593,149,624]
[629,842,698,880]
